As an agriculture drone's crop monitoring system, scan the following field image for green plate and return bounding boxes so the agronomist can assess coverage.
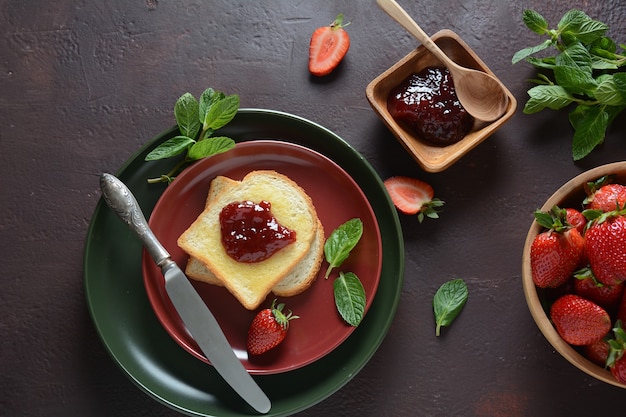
[84,109,404,416]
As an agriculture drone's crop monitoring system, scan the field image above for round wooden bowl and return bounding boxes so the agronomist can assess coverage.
[522,161,626,388]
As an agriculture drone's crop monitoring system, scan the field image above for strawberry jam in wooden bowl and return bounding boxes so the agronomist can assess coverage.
[366,29,516,173]
[522,161,626,389]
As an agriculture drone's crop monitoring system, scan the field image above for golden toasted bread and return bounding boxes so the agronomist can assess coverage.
[178,170,321,310]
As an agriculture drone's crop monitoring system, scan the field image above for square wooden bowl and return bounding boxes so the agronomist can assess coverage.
[366,29,517,172]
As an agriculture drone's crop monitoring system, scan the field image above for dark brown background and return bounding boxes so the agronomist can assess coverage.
[2,0,625,416]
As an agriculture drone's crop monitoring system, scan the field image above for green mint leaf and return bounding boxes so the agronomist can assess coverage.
[522,9,548,34]
[557,43,592,73]
[595,75,626,106]
[203,94,240,130]
[198,88,225,125]
[571,105,609,160]
[512,39,553,64]
[433,279,468,337]
[558,9,608,44]
[174,93,201,139]
[144,136,195,161]
[554,65,597,96]
[333,272,366,327]
[187,136,236,161]
[324,218,363,278]
[523,85,574,114]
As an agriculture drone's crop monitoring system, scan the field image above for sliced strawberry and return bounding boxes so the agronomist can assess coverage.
[308,14,350,77]
[550,294,611,346]
[383,176,444,222]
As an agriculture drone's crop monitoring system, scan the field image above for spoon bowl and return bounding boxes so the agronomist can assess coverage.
[377,0,509,122]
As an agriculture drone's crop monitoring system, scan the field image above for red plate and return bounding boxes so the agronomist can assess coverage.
[142,140,382,374]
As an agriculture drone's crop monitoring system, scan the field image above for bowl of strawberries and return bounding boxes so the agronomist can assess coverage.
[522,161,626,388]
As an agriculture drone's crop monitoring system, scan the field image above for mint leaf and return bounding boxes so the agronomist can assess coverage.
[145,136,195,161]
[512,39,552,64]
[174,93,201,139]
[203,94,240,130]
[187,136,235,160]
[433,279,468,337]
[571,105,609,160]
[333,272,366,326]
[324,218,363,278]
[522,9,548,34]
[558,9,608,44]
[595,75,626,106]
[199,88,225,124]
[523,85,574,114]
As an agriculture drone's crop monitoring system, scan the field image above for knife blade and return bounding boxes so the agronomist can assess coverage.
[99,172,271,414]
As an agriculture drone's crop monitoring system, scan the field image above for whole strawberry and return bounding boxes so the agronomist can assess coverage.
[583,337,610,367]
[565,207,586,235]
[574,268,624,312]
[583,209,626,286]
[247,300,298,356]
[550,294,611,346]
[585,176,626,212]
[607,323,626,384]
[530,206,584,288]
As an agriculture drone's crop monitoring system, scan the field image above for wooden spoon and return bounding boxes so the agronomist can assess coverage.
[377,0,509,122]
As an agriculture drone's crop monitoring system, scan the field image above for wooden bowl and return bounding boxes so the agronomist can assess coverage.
[521,161,626,389]
[366,29,516,172]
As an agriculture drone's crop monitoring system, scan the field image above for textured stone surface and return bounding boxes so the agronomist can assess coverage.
[2,0,626,416]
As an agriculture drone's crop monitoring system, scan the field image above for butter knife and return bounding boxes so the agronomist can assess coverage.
[99,173,271,414]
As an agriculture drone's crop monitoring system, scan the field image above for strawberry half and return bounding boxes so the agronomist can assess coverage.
[247,300,298,356]
[308,14,350,77]
[550,294,611,346]
[383,176,444,222]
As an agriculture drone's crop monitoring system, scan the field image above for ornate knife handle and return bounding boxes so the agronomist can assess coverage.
[99,173,171,267]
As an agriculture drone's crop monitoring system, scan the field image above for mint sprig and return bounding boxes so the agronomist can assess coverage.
[146,88,239,183]
[323,218,366,327]
[512,9,626,161]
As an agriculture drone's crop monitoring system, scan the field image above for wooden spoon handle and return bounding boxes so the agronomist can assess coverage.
[376,0,453,67]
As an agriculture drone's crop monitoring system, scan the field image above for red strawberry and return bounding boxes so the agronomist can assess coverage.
[247,300,298,356]
[574,268,624,312]
[617,290,626,324]
[583,210,626,286]
[308,14,351,77]
[585,177,626,212]
[383,176,444,222]
[565,207,586,235]
[530,206,584,288]
[550,294,611,346]
[607,323,626,384]
[583,337,610,367]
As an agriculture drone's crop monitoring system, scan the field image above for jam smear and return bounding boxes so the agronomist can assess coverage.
[219,200,296,263]
[387,66,474,146]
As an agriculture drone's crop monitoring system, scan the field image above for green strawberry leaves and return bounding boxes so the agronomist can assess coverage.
[145,88,239,183]
[512,9,626,161]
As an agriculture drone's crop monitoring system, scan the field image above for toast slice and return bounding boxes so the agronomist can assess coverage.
[177,170,320,310]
